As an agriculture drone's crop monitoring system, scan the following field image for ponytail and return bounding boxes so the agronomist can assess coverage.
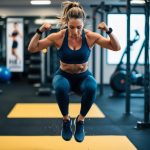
[59,1,86,29]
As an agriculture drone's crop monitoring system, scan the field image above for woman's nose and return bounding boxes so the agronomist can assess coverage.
[73,28,78,33]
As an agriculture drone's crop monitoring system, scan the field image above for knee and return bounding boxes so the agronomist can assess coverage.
[86,84,97,94]
[52,75,70,93]
[82,76,97,94]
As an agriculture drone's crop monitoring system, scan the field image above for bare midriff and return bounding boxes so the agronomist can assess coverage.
[60,60,88,74]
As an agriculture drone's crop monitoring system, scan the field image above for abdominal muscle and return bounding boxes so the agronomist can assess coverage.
[60,60,88,74]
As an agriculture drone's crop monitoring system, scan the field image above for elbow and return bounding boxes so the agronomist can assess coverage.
[28,45,36,53]
[109,42,121,51]
[113,45,121,51]
[28,46,32,53]
[117,43,121,51]
[116,45,121,51]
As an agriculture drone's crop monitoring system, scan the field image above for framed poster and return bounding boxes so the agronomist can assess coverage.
[6,18,24,72]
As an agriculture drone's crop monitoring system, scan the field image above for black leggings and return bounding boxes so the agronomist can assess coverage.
[52,69,97,117]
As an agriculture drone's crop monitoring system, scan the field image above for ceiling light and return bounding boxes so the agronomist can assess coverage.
[30,0,51,5]
[131,0,145,4]
[34,19,58,25]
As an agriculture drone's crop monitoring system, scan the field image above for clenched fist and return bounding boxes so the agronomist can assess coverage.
[39,23,52,32]
[97,22,109,32]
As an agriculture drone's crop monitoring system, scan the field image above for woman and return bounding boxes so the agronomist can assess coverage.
[28,1,121,142]
[10,22,22,62]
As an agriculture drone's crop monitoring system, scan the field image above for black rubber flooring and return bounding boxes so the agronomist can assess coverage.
[0,79,150,150]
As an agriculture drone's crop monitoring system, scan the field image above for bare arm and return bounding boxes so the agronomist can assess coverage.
[28,23,54,53]
[28,33,54,53]
[94,22,121,51]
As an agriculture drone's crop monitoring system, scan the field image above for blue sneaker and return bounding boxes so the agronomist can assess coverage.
[61,119,72,141]
[74,116,85,142]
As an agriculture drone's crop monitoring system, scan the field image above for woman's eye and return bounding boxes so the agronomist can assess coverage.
[70,26,74,29]
[77,26,81,29]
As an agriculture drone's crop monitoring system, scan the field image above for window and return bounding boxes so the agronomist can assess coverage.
[107,14,147,65]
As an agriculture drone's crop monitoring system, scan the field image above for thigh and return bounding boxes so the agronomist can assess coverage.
[52,74,71,91]
[79,75,97,92]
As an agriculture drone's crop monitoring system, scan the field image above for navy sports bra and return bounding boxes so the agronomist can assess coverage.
[12,31,18,36]
[57,29,91,64]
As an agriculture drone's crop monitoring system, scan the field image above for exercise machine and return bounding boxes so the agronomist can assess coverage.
[36,31,51,96]
[110,30,145,94]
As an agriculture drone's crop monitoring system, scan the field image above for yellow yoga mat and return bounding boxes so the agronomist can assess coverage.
[7,103,105,118]
[0,136,137,150]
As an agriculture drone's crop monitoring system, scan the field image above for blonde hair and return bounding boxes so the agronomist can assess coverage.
[59,1,86,29]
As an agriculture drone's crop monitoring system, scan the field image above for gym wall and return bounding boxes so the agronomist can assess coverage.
[0,5,146,84]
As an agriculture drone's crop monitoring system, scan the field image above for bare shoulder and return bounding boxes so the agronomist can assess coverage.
[47,29,66,41]
[46,29,66,48]
[55,29,66,37]
[84,29,101,40]
[84,29,102,46]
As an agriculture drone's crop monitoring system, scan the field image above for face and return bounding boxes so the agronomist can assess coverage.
[67,18,84,38]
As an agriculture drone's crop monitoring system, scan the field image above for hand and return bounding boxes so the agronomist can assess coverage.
[97,22,109,32]
[39,23,52,32]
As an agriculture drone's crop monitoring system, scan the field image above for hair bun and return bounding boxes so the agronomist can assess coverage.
[63,1,81,11]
